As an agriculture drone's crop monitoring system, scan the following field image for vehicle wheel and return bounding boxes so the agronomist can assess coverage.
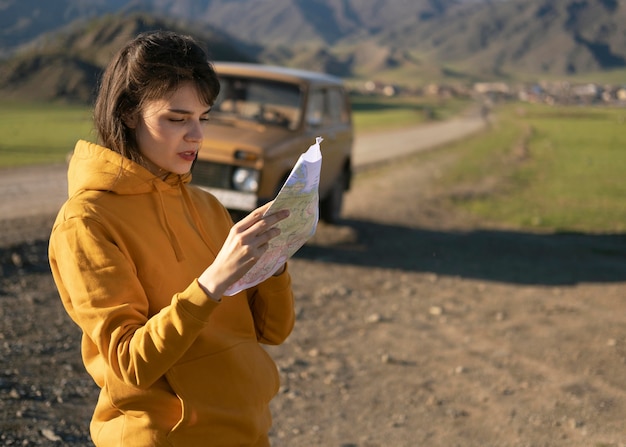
[320,171,346,224]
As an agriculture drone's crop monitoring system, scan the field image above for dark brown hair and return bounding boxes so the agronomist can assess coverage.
[94,30,221,163]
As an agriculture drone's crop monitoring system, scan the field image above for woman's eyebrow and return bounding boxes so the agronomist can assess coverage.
[168,108,212,115]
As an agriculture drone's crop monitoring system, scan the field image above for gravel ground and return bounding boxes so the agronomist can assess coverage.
[1,123,626,446]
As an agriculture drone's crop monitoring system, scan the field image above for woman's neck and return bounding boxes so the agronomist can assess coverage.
[139,155,170,180]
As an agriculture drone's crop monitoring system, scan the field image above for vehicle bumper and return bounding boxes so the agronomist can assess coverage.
[198,187,258,212]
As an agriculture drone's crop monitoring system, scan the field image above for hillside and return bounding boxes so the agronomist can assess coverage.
[1,0,626,103]
[0,0,462,52]
[0,13,255,103]
[382,0,626,78]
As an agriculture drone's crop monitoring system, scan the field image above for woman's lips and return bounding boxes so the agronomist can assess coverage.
[178,150,197,162]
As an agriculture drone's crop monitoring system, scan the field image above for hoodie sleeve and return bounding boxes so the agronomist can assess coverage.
[246,264,295,345]
[49,214,220,389]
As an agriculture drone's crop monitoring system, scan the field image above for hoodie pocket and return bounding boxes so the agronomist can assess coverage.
[166,341,279,445]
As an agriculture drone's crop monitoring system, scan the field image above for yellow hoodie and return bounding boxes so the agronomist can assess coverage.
[49,141,295,446]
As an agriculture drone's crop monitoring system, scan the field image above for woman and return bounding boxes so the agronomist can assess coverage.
[48,31,294,446]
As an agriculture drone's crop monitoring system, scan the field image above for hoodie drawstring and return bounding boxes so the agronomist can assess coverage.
[180,185,220,257]
[154,183,185,262]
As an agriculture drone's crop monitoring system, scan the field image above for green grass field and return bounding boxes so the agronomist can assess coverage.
[439,103,626,233]
[350,95,469,133]
[0,102,95,166]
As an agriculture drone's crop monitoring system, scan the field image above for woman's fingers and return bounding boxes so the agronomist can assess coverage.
[239,202,289,228]
[199,203,291,298]
[236,201,273,230]
[235,202,290,238]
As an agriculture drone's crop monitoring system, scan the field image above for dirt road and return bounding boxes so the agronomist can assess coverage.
[352,110,485,169]
[2,110,626,447]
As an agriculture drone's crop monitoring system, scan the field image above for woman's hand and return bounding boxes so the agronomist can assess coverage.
[198,202,289,300]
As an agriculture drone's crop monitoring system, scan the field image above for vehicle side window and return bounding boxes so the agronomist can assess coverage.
[306,87,348,127]
[306,90,325,127]
[327,88,349,124]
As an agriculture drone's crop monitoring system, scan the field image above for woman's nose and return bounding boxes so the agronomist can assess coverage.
[186,121,203,142]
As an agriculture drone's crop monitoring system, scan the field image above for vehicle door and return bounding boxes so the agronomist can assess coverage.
[305,86,352,196]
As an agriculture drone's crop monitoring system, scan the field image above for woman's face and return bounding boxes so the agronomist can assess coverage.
[131,82,211,175]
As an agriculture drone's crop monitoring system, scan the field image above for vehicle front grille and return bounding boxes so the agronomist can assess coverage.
[191,161,232,189]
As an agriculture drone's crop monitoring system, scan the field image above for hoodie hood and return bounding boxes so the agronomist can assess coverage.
[68,140,191,197]
[67,140,197,262]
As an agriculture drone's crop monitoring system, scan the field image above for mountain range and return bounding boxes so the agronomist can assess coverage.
[1,0,625,103]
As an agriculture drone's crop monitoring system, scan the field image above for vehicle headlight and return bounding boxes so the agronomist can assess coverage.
[232,167,260,192]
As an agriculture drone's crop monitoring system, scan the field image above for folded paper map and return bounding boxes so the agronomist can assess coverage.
[224,137,323,296]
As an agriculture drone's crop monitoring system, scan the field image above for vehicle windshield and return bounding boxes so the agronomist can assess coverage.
[212,76,303,130]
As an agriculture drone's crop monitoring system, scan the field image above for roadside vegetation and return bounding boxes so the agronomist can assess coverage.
[0,102,94,166]
[350,94,470,133]
[438,103,626,234]
[1,99,624,234]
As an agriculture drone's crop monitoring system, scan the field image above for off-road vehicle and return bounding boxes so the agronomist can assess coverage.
[192,62,353,223]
